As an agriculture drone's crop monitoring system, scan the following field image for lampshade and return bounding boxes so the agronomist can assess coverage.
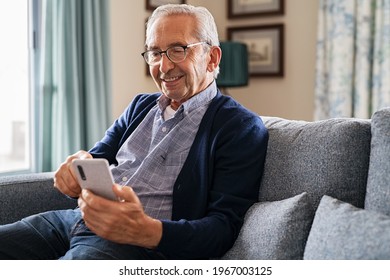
[216,41,249,88]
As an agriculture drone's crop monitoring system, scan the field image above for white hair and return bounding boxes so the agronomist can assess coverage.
[145,4,220,78]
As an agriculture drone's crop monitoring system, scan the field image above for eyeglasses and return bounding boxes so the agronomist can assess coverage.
[141,42,209,66]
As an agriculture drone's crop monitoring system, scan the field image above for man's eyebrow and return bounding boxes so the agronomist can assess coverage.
[147,42,187,50]
[168,41,186,47]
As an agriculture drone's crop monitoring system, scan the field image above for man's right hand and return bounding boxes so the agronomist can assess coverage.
[53,150,93,198]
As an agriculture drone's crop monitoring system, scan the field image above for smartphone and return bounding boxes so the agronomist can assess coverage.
[72,158,118,201]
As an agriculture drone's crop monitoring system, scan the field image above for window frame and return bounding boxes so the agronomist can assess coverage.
[0,0,40,176]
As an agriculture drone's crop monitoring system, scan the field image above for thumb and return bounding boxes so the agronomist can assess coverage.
[112,184,141,204]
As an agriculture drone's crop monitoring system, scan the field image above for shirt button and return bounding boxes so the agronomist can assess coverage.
[122,177,128,182]
[162,127,167,132]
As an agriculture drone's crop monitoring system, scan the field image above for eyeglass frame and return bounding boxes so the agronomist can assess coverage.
[141,41,210,66]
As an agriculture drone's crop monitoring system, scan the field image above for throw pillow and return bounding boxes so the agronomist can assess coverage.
[259,116,371,211]
[222,192,314,260]
[304,195,390,260]
[365,107,390,215]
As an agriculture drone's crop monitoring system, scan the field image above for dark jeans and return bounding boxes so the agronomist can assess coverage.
[0,209,165,260]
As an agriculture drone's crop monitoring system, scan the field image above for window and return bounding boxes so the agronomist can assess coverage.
[0,1,31,174]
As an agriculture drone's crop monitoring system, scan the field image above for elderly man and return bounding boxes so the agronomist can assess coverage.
[0,4,268,260]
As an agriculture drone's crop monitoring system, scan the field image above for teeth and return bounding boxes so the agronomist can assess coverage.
[163,76,180,82]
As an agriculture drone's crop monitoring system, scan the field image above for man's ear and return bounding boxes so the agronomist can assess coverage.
[207,46,222,73]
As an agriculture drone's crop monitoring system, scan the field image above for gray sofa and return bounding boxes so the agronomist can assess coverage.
[1,107,390,260]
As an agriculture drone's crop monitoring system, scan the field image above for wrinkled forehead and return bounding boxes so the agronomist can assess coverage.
[146,14,198,49]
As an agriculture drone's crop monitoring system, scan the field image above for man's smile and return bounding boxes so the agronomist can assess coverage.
[161,75,182,82]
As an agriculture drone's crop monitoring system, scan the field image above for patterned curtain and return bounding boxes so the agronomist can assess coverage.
[315,0,390,120]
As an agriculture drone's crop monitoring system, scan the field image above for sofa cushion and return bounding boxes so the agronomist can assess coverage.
[222,192,314,260]
[259,117,371,211]
[365,107,390,215]
[304,195,390,260]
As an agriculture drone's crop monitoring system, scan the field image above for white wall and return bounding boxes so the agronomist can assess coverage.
[109,0,318,121]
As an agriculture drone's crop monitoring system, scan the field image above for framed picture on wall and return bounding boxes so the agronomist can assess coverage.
[228,24,284,77]
[228,0,284,18]
[146,0,186,11]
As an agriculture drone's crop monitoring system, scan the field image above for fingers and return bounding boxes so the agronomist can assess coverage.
[78,187,161,247]
[112,184,141,204]
[73,150,93,160]
[77,189,122,236]
[53,150,92,197]
[54,162,79,197]
[78,185,143,221]
[78,185,138,212]
[78,188,110,211]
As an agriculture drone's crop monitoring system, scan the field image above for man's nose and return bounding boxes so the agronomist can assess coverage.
[159,54,175,73]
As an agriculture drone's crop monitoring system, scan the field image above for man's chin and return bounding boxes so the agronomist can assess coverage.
[162,90,183,100]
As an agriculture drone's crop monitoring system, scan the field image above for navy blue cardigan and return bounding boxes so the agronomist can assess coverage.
[89,90,268,259]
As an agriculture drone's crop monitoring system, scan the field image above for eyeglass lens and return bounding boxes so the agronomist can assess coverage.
[145,46,186,65]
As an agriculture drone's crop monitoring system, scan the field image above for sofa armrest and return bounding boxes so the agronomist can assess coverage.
[0,172,77,225]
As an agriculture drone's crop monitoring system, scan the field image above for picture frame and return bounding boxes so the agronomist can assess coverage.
[228,0,284,18]
[146,0,186,11]
[227,24,284,77]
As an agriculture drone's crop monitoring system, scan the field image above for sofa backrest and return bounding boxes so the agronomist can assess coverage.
[259,116,371,211]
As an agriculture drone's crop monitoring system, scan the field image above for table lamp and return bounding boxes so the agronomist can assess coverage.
[216,41,249,95]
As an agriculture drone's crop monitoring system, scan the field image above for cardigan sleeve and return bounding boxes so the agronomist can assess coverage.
[156,98,269,259]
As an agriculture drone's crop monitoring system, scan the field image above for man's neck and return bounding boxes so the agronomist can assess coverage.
[170,100,181,110]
